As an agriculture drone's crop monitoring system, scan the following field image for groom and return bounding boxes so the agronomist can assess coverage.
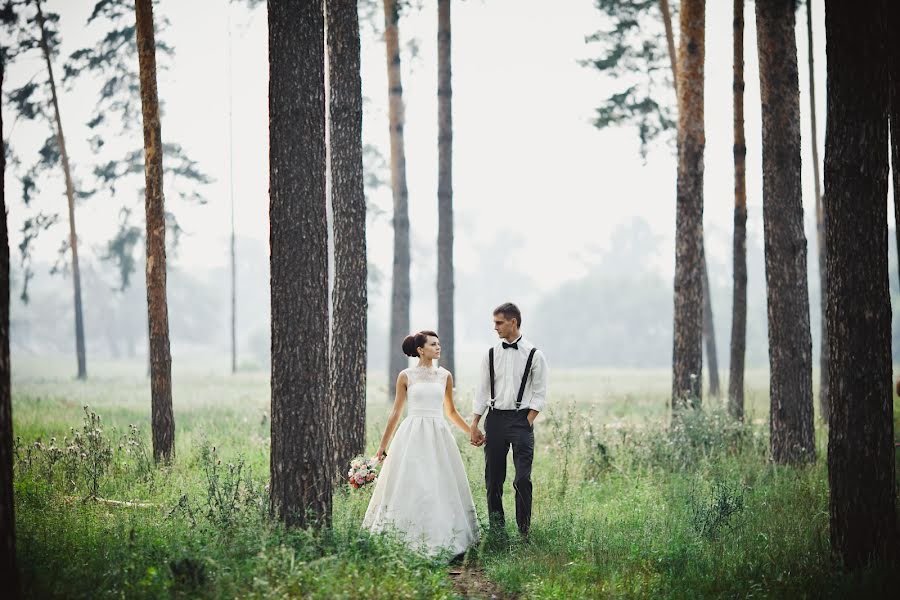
[470,302,548,536]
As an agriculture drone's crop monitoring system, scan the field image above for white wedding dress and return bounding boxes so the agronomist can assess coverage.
[362,365,479,557]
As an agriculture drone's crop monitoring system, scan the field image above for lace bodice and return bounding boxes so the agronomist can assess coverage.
[403,366,449,417]
[405,365,449,386]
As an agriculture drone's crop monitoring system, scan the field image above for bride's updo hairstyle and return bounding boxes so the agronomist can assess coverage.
[402,330,439,358]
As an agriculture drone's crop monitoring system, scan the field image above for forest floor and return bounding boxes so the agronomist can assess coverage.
[9,357,900,598]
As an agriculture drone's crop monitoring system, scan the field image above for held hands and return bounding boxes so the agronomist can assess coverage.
[469,426,486,447]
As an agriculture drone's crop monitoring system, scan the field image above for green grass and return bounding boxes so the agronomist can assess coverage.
[10,357,900,598]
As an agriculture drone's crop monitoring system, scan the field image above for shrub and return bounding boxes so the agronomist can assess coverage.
[689,479,746,540]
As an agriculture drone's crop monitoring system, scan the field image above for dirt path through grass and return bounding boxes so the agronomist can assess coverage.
[448,564,514,599]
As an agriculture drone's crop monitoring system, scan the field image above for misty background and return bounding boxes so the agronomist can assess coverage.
[4,0,898,388]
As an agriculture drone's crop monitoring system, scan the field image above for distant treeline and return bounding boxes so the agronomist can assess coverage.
[12,219,900,371]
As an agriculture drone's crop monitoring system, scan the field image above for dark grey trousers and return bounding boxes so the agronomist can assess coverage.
[484,408,534,534]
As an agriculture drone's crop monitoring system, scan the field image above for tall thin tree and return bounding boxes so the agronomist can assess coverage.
[383,0,410,400]
[35,0,86,380]
[756,0,815,465]
[0,48,20,600]
[135,0,174,462]
[658,0,719,401]
[699,260,719,398]
[891,2,900,295]
[327,0,367,477]
[227,2,237,375]
[671,0,705,410]
[805,0,827,423]
[268,0,332,527]
[728,0,747,420]
[436,0,454,377]
[824,0,897,568]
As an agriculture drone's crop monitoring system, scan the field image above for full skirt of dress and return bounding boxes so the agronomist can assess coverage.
[362,415,479,557]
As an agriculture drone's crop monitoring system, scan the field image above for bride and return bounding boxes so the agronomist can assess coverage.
[362,330,480,558]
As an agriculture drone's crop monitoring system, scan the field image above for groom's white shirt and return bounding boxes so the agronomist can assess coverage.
[473,335,548,416]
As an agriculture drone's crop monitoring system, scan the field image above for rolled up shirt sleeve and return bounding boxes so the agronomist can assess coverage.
[528,350,549,412]
[473,350,491,416]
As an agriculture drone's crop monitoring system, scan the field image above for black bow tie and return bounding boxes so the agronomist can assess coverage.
[502,341,518,350]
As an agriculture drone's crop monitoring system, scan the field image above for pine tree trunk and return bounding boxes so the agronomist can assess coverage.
[35,0,86,381]
[268,0,332,527]
[755,0,815,465]
[728,0,747,421]
[383,0,410,401]
[659,0,719,404]
[701,256,719,398]
[437,0,455,378]
[671,0,705,410]
[230,220,236,374]
[135,0,175,463]
[0,55,20,599]
[824,0,897,569]
[227,7,237,376]
[327,0,367,479]
[806,0,828,424]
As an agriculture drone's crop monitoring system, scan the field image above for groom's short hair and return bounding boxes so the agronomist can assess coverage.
[493,302,522,327]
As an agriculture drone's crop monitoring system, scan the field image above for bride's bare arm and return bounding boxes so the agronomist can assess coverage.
[375,372,408,461]
[443,374,470,434]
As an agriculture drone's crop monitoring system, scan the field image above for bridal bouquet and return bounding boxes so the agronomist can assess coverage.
[347,456,380,489]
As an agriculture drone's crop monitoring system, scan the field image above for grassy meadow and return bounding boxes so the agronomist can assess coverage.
[9,357,900,598]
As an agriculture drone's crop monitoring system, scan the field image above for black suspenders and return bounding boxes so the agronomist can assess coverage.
[488,346,538,410]
[489,347,496,402]
[516,348,538,408]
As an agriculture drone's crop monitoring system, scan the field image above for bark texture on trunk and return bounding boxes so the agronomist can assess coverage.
[728,0,747,421]
[327,0,367,478]
[437,0,455,378]
[756,0,815,465]
[671,0,705,410]
[35,0,86,381]
[384,0,410,401]
[268,0,332,527]
[806,0,828,423]
[825,0,897,569]
[135,0,174,463]
[0,54,20,599]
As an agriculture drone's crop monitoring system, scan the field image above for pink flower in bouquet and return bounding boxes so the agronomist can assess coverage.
[347,455,380,490]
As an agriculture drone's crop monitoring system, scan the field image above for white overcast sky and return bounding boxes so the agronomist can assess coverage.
[7,0,890,345]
